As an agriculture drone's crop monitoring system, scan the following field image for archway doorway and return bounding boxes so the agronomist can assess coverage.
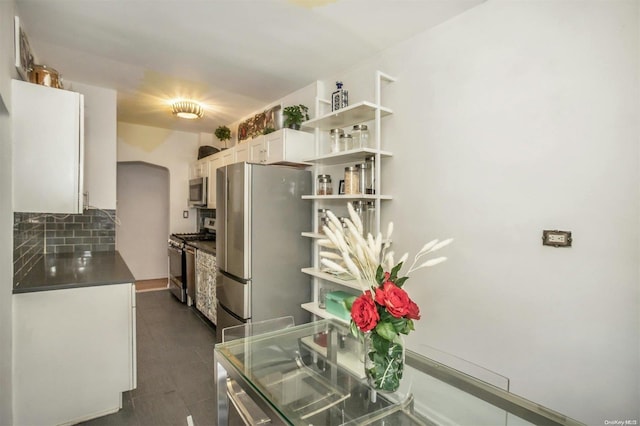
[116,161,170,281]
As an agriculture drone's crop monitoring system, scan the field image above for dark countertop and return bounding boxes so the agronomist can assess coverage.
[187,240,216,255]
[13,251,135,294]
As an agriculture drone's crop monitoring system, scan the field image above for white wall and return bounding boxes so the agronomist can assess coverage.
[117,122,199,234]
[316,1,638,424]
[0,1,16,423]
[116,162,169,280]
[69,81,117,210]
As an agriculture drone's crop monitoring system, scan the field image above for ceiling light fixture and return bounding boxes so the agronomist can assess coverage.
[171,100,204,119]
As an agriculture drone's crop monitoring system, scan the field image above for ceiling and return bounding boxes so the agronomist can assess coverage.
[16,0,484,134]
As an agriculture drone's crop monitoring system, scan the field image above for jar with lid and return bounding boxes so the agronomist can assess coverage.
[344,166,360,195]
[329,128,344,153]
[350,201,365,232]
[316,174,333,195]
[351,124,369,149]
[364,155,375,194]
[339,134,353,151]
[356,163,368,195]
[365,201,376,236]
[317,208,330,233]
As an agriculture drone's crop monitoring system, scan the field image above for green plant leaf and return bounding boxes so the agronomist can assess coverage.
[395,276,408,288]
[390,261,403,282]
[365,336,404,392]
[344,295,356,311]
[389,316,407,333]
[376,265,385,284]
[375,321,397,341]
[350,321,360,338]
[371,332,390,354]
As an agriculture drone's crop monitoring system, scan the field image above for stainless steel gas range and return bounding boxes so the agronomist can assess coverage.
[168,232,215,305]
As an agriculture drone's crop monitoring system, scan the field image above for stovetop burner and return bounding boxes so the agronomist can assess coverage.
[170,232,216,242]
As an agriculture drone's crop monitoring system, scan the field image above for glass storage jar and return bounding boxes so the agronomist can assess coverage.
[329,128,344,153]
[364,155,375,194]
[350,200,365,232]
[365,201,376,236]
[356,163,368,195]
[344,166,360,195]
[339,134,353,151]
[317,208,330,233]
[351,124,369,149]
[316,174,333,195]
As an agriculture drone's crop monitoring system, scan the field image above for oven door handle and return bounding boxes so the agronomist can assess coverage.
[168,245,183,254]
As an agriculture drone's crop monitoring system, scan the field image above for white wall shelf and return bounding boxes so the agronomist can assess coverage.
[303,148,393,166]
[301,232,325,239]
[301,71,395,324]
[302,194,393,200]
[301,268,363,291]
[301,302,349,324]
[302,101,392,130]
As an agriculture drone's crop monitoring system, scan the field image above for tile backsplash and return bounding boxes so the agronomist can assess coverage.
[13,209,117,284]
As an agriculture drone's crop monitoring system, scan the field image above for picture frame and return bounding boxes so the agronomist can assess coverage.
[14,16,34,81]
[338,180,345,195]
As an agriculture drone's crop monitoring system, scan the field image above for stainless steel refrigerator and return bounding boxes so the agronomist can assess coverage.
[215,162,312,342]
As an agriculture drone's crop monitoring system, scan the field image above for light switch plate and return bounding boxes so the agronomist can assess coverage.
[183,210,189,219]
[542,230,572,247]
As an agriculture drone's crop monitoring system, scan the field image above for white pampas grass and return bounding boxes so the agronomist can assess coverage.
[317,211,452,290]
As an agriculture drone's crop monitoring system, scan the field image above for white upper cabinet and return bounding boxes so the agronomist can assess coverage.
[235,143,249,163]
[189,160,207,179]
[221,149,234,165]
[248,136,266,164]
[71,82,117,210]
[247,129,313,165]
[12,80,84,213]
[206,152,227,209]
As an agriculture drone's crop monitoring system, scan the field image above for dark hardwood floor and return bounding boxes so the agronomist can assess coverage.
[79,290,218,426]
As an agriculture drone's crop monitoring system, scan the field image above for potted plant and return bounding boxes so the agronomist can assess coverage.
[214,125,231,148]
[282,104,309,130]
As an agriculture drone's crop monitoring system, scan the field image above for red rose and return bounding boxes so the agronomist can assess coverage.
[351,291,379,332]
[407,300,421,320]
[375,281,410,318]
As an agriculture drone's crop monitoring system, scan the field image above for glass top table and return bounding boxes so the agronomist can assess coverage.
[214,319,584,426]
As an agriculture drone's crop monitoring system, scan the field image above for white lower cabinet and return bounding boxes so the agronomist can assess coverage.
[12,283,136,426]
[196,250,217,325]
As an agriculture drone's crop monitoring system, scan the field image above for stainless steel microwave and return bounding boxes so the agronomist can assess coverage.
[189,177,207,207]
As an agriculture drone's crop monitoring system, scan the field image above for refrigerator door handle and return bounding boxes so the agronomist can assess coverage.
[217,272,251,320]
[220,269,249,285]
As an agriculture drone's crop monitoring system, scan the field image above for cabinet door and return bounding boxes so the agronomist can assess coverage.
[222,149,235,165]
[12,79,84,213]
[265,132,285,164]
[13,284,135,425]
[189,162,200,179]
[235,143,249,163]
[207,155,224,209]
[263,129,314,165]
[195,251,217,325]
[248,136,265,164]
[72,82,117,210]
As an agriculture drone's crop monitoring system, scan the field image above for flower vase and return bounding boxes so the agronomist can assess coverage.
[363,332,405,392]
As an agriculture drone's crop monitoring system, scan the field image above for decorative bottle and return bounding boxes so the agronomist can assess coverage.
[332,81,349,112]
